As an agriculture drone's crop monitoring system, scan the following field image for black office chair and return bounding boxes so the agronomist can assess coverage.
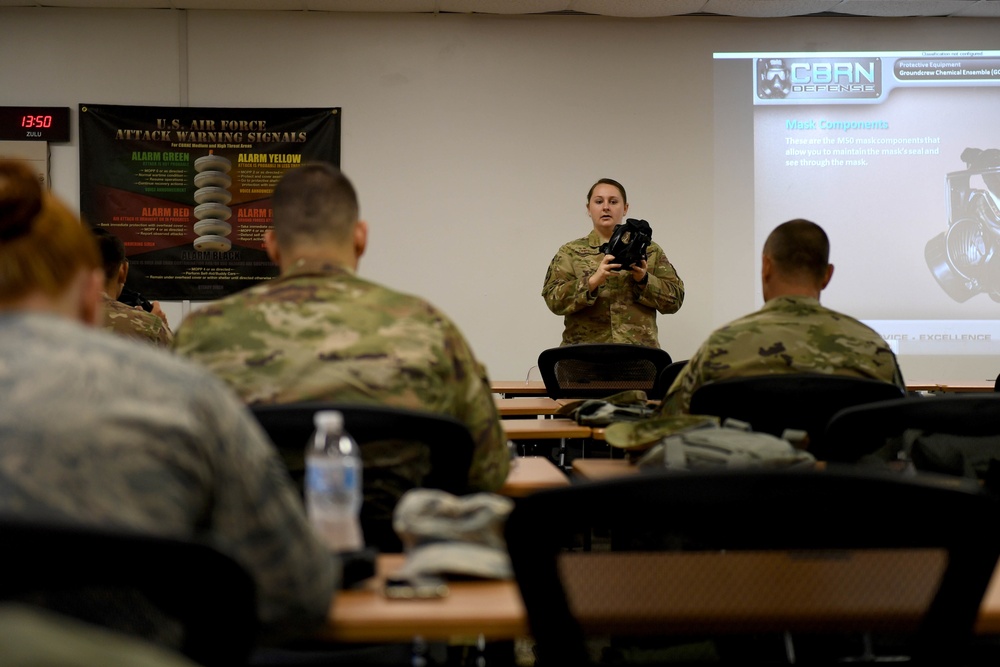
[537,343,672,399]
[688,373,906,460]
[826,393,1000,469]
[505,467,1000,666]
[0,514,258,667]
[250,402,475,552]
[651,359,688,399]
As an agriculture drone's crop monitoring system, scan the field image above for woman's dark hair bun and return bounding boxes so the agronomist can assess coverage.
[0,160,43,242]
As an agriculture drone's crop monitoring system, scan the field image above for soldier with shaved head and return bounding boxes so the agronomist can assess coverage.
[173,162,508,549]
[661,219,905,415]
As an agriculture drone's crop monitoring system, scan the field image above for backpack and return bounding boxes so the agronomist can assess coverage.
[605,416,815,470]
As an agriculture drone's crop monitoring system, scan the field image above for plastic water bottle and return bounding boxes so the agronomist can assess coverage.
[305,410,364,552]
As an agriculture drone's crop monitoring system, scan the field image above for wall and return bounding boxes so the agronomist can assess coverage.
[1,9,997,382]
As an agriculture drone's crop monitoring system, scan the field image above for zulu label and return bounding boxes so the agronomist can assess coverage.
[757,57,882,101]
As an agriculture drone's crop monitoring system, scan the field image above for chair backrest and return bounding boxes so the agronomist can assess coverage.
[651,359,688,400]
[0,515,257,667]
[537,344,672,399]
[688,373,906,460]
[250,402,476,551]
[505,467,1000,666]
[826,394,1000,464]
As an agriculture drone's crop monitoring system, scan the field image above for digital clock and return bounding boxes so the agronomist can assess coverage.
[0,107,70,142]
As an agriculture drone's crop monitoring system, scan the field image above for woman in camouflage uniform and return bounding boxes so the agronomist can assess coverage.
[541,178,685,348]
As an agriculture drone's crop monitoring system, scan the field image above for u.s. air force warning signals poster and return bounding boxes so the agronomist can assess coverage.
[79,104,341,300]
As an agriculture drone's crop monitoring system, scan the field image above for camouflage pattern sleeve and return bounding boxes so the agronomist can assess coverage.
[659,296,907,416]
[542,233,677,347]
[102,296,174,349]
[541,237,601,317]
[634,242,685,315]
[173,266,509,493]
[659,341,712,416]
[438,317,510,491]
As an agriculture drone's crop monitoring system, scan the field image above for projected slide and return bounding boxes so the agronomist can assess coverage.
[714,51,1000,358]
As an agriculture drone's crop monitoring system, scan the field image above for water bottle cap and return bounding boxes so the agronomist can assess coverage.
[313,410,344,432]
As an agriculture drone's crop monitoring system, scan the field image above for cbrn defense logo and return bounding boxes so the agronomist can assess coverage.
[757,57,882,101]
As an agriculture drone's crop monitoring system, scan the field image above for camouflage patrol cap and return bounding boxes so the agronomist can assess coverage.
[605,414,720,450]
[557,390,657,426]
[555,390,652,416]
[392,489,514,580]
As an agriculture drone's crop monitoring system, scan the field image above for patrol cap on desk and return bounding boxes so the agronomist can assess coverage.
[392,489,514,580]
[605,414,720,451]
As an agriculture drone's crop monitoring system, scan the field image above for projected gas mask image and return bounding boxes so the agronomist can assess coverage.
[757,58,791,99]
[925,147,1000,303]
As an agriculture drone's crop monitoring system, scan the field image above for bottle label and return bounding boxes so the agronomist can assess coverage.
[305,459,363,551]
[305,460,359,497]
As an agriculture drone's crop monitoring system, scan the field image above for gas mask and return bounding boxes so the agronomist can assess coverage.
[600,218,652,270]
[925,148,1000,302]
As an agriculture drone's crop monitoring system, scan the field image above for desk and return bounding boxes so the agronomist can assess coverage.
[502,418,593,470]
[495,380,995,397]
[907,383,995,393]
[979,571,1000,634]
[325,553,1000,642]
[498,456,570,497]
[491,381,547,398]
[571,457,637,481]
[494,397,564,417]
[501,418,591,440]
[324,554,526,643]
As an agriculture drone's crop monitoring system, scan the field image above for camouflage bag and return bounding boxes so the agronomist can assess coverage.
[605,415,815,470]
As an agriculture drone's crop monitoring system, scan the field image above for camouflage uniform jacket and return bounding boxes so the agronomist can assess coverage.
[542,230,684,348]
[102,294,173,348]
[0,313,338,646]
[173,259,510,494]
[660,295,906,415]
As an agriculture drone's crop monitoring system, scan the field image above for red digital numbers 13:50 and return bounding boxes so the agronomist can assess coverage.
[21,115,53,129]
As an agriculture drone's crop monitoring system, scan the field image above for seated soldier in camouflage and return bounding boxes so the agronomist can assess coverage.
[173,162,509,550]
[661,218,905,415]
[0,159,337,652]
[91,226,173,348]
[542,177,685,348]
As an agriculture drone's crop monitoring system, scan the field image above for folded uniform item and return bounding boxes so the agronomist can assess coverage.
[392,489,514,581]
[556,389,657,426]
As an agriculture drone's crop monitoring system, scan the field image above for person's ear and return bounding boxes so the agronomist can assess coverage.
[760,254,773,300]
[116,261,128,295]
[761,254,772,281]
[264,229,281,265]
[354,220,368,261]
[623,202,629,215]
[820,263,834,290]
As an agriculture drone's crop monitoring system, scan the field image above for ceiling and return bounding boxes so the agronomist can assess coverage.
[3,0,1000,17]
